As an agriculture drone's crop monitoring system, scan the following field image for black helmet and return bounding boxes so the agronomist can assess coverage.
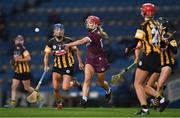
[157,17,175,32]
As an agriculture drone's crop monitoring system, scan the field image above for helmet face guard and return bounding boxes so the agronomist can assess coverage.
[85,15,101,30]
[141,3,156,17]
[157,17,175,33]
[157,17,170,31]
[53,23,64,37]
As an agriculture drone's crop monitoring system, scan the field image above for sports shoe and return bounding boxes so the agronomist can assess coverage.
[158,99,169,112]
[135,109,150,115]
[150,98,160,111]
[105,88,112,103]
[56,101,63,110]
[4,104,16,108]
[80,98,87,108]
[71,78,82,91]
[4,101,16,108]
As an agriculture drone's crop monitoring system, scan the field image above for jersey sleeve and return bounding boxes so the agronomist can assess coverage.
[170,39,177,47]
[134,29,146,40]
[44,40,52,53]
[169,39,177,54]
[85,33,93,42]
[23,50,30,57]
[64,36,73,43]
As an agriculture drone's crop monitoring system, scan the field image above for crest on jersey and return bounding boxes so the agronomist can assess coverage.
[66,69,70,73]
[139,61,142,66]
[53,45,56,49]
[101,67,105,72]
[58,45,62,50]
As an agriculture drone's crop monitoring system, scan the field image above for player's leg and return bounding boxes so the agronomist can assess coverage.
[157,66,172,92]
[146,72,160,109]
[52,72,62,109]
[4,78,20,107]
[145,71,169,112]
[144,73,161,97]
[134,68,149,115]
[146,73,159,88]
[80,64,94,108]
[62,75,71,91]
[96,72,111,103]
[22,80,34,93]
[153,66,171,112]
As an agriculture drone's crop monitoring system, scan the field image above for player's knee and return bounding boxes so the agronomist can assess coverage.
[97,80,104,86]
[145,84,151,88]
[62,86,69,91]
[54,88,59,92]
[134,81,140,88]
[11,84,18,90]
[84,78,91,85]
[158,81,164,88]
[24,86,30,91]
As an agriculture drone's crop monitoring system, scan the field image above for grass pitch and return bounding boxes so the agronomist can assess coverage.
[0,107,179,117]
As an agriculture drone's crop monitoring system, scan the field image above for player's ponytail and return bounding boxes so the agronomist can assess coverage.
[97,26,108,38]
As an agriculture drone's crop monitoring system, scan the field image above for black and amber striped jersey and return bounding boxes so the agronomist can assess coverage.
[44,36,74,68]
[134,19,160,55]
[13,45,31,73]
[160,34,177,66]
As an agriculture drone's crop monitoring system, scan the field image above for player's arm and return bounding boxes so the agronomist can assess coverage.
[44,45,51,71]
[15,50,31,62]
[134,41,142,63]
[125,39,140,53]
[125,29,145,53]
[65,37,90,48]
[72,46,84,70]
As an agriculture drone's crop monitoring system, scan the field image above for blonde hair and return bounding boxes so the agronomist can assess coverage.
[97,26,108,38]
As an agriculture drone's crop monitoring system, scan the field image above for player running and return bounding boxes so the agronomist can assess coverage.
[146,17,177,109]
[4,35,35,108]
[44,23,84,109]
[65,15,112,108]
[125,3,169,115]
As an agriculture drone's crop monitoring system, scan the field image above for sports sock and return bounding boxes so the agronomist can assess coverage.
[82,96,87,102]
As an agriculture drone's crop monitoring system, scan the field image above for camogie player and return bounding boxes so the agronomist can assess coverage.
[146,17,177,109]
[5,35,35,108]
[44,23,84,109]
[155,17,177,93]
[125,3,169,115]
[65,15,112,108]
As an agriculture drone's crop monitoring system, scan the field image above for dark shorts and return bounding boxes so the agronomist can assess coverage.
[138,52,161,73]
[52,66,74,76]
[13,72,32,81]
[86,55,110,73]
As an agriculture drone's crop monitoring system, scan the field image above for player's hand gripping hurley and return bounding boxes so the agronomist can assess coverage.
[111,62,136,84]
[26,70,47,103]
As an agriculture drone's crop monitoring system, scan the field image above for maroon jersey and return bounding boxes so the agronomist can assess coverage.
[86,29,105,55]
[85,29,109,72]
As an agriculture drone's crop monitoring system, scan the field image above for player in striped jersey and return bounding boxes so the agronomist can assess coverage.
[126,3,169,115]
[5,35,35,107]
[44,23,84,109]
[146,17,177,110]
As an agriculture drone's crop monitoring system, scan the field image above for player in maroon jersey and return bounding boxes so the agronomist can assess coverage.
[65,15,111,108]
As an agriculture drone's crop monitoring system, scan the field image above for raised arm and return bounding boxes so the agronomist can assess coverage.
[65,37,90,48]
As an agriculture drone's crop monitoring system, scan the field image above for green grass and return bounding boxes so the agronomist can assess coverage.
[0,107,179,117]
